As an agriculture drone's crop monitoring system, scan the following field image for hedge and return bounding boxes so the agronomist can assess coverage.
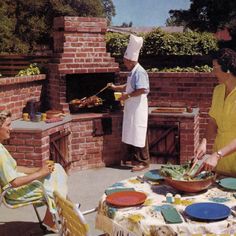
[105,28,218,57]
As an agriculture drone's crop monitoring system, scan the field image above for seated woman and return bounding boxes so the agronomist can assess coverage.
[0,110,68,231]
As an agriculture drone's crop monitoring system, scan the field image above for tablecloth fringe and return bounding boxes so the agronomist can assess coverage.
[96,214,137,236]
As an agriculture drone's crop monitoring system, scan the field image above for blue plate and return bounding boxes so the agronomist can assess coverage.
[144,169,164,181]
[185,202,231,221]
[218,178,236,190]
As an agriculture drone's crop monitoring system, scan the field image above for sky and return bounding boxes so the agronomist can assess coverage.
[111,0,191,27]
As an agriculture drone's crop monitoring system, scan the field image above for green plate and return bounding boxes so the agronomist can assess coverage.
[218,178,236,190]
[144,169,164,181]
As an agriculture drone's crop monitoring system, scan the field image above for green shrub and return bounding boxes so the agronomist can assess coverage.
[106,28,218,57]
[147,65,213,72]
[105,32,129,57]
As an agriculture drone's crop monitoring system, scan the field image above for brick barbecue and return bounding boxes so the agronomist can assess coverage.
[48,16,119,113]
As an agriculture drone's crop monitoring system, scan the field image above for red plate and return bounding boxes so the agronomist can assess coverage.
[106,191,147,207]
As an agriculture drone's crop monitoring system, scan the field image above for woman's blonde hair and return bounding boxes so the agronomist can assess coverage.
[0,110,11,127]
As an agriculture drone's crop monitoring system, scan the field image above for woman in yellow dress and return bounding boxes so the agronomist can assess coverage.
[196,48,236,176]
[0,110,68,231]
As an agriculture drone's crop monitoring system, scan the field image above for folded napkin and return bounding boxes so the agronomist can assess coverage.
[105,187,135,196]
[161,205,183,224]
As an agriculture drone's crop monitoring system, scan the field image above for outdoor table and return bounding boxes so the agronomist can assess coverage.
[95,174,236,236]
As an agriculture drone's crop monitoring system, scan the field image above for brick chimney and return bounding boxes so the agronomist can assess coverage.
[48,17,119,112]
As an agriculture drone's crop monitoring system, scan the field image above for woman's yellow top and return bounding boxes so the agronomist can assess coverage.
[209,84,236,176]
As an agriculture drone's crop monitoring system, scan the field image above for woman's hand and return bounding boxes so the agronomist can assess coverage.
[195,138,207,159]
[46,160,55,172]
[202,153,218,171]
[39,161,55,177]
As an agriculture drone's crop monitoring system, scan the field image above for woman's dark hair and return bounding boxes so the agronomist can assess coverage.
[212,48,236,76]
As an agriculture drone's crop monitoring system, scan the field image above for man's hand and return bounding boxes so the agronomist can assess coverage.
[107,83,115,90]
[120,93,130,101]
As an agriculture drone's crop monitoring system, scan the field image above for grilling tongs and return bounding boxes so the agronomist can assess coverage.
[186,154,210,177]
[81,84,109,101]
[94,84,109,97]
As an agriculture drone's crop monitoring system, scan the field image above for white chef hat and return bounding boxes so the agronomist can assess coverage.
[124,34,143,61]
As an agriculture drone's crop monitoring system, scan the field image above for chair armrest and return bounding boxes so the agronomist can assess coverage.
[0,180,48,207]
[3,183,12,191]
[82,207,98,215]
[0,183,13,206]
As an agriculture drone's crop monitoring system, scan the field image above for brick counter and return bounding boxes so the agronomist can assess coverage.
[5,115,72,167]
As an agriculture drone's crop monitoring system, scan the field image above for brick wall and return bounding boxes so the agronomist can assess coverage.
[70,114,123,170]
[0,74,46,119]
[0,71,217,169]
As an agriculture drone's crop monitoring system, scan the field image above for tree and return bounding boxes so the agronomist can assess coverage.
[120,22,133,28]
[0,0,116,53]
[102,0,116,24]
[166,16,183,27]
[0,1,27,53]
[166,0,236,34]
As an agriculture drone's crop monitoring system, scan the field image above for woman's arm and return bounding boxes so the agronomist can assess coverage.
[17,166,40,174]
[209,138,236,163]
[203,139,236,171]
[10,163,53,188]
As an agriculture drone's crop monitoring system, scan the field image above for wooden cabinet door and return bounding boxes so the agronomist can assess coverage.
[148,122,180,164]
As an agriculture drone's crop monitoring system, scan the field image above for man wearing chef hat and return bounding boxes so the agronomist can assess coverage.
[108,34,150,172]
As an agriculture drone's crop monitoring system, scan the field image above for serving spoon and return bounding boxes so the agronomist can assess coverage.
[186,154,210,178]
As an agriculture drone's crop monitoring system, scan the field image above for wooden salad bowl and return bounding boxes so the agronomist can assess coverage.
[164,174,216,193]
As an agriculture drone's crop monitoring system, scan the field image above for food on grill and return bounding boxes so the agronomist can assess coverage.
[70,96,103,108]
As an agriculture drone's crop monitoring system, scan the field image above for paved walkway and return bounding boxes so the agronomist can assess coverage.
[0,164,160,236]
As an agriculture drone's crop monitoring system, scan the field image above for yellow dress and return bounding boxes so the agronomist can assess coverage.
[209,84,236,175]
[0,143,68,213]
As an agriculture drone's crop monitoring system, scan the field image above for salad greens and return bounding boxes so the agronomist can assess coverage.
[159,163,214,181]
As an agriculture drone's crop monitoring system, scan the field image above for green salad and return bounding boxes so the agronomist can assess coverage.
[159,163,214,181]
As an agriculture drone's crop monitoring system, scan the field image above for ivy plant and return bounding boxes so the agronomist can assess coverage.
[16,63,40,76]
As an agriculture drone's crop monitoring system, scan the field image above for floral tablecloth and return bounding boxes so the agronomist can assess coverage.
[95,176,236,236]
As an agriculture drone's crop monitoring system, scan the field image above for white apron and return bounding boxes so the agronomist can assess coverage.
[122,72,148,148]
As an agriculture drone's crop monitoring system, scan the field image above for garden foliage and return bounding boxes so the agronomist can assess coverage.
[106,28,218,57]
[0,0,115,54]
